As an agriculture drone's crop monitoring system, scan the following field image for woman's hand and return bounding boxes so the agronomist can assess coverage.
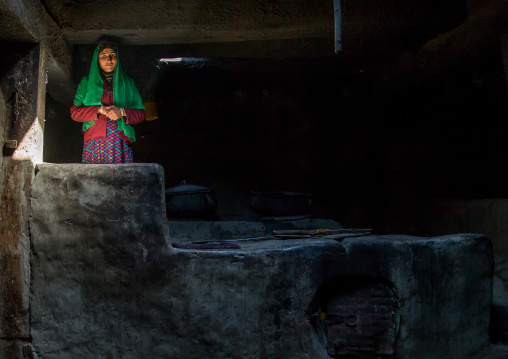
[101,105,123,121]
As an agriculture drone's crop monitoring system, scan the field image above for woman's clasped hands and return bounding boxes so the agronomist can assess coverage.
[99,105,123,120]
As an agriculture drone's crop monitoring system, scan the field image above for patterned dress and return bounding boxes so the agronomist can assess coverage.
[82,119,133,164]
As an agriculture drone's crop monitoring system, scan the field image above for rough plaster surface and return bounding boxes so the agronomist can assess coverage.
[29,164,495,358]
[0,83,5,189]
[0,339,37,359]
[43,0,507,90]
[30,163,172,256]
[59,0,333,44]
[0,159,33,338]
[1,0,73,108]
[0,0,38,43]
[396,197,508,344]
[0,45,43,340]
[48,0,465,58]
[2,0,72,69]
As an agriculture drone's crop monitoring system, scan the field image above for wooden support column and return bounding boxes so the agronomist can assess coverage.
[0,2,62,356]
[0,42,46,357]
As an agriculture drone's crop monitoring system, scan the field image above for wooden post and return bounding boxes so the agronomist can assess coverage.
[334,0,342,53]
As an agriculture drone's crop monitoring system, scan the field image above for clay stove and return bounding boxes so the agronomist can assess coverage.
[28,164,493,359]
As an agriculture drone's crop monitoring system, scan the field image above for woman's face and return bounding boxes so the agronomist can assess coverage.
[98,48,117,73]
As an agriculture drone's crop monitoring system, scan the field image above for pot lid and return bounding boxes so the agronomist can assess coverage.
[165,182,213,194]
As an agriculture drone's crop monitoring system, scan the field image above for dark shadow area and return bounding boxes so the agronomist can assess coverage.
[0,41,35,77]
[307,275,398,358]
[43,93,83,163]
[45,43,508,229]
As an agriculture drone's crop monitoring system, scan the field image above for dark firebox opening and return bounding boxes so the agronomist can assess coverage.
[44,45,508,234]
[307,275,399,358]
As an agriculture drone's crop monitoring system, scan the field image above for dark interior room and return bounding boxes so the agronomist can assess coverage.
[2,0,508,358]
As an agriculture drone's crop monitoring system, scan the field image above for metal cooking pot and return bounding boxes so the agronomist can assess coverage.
[165,182,217,219]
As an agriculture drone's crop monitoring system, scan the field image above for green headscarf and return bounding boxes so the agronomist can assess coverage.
[73,45,145,141]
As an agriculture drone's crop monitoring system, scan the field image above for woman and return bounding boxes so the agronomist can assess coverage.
[71,40,145,163]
